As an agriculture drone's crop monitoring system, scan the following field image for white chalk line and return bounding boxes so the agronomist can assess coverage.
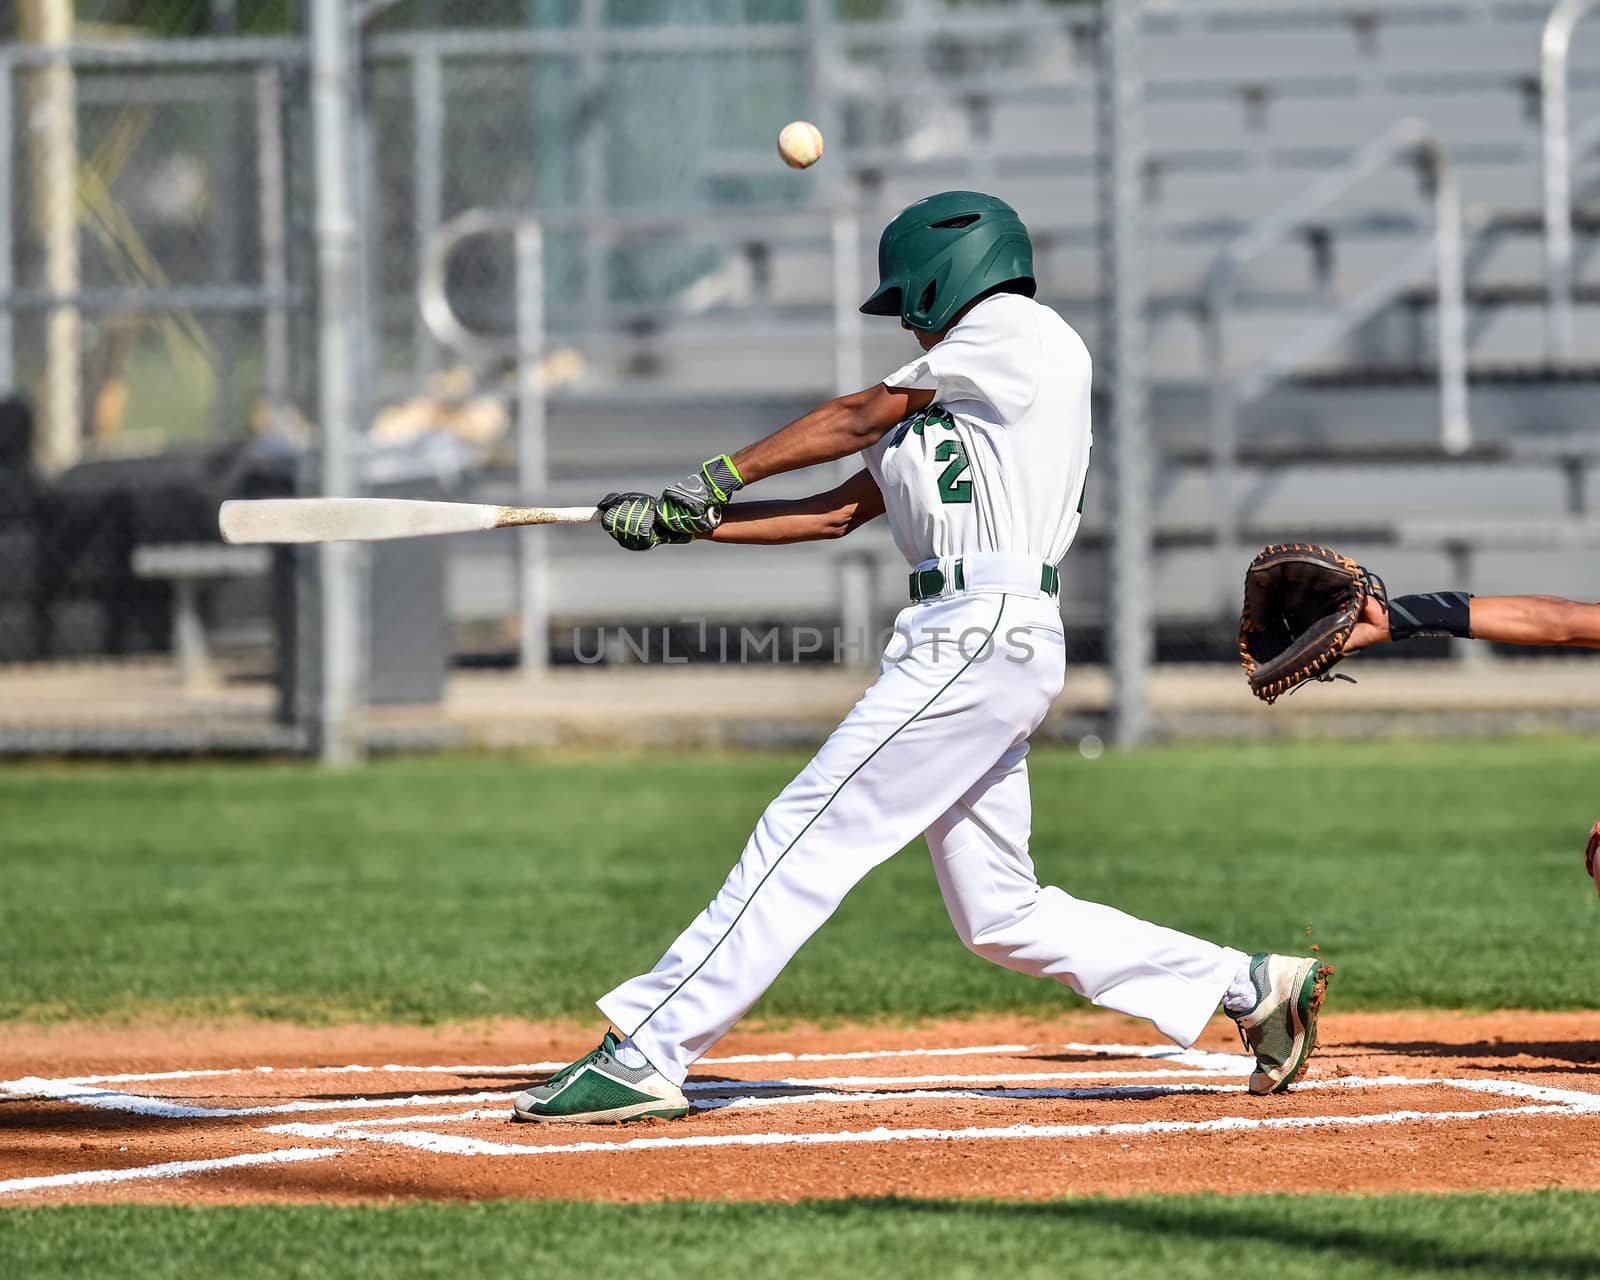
[0,1147,341,1197]
[0,1068,1242,1124]
[14,1040,1598,1192]
[3,1080,514,1120]
[0,1042,1249,1121]
[1429,1076,1600,1110]
[262,1073,1600,1150]
[5,1042,1247,1092]
[18,1061,1600,1127]
[263,1074,1600,1135]
[6,1046,1036,1089]
[0,1043,1252,1192]
[266,1100,1586,1159]
[264,1083,1249,1138]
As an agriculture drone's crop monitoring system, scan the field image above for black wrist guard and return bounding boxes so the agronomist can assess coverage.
[1388,591,1474,640]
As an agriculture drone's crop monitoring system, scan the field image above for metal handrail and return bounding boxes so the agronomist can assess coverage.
[1541,0,1600,362]
[0,286,301,311]
[1202,116,1470,610]
[417,209,534,362]
[0,36,305,68]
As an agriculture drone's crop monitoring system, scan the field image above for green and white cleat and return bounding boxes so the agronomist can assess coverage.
[512,1031,689,1124]
[1228,953,1334,1096]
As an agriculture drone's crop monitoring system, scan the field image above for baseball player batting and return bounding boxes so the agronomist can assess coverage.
[513,191,1331,1125]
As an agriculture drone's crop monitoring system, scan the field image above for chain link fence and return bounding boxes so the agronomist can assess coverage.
[0,13,319,750]
[0,0,1116,756]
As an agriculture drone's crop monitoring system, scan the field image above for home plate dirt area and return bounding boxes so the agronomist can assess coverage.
[4,1012,1599,1205]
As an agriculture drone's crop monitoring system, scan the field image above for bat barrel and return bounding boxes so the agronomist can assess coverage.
[219,498,595,543]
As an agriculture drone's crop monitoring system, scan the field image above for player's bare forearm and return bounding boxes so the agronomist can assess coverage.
[1469,595,1600,647]
[729,384,934,485]
[1347,593,1600,651]
[708,469,885,545]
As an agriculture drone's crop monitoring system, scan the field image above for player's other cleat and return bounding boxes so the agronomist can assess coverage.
[511,1031,689,1124]
[1227,952,1334,1096]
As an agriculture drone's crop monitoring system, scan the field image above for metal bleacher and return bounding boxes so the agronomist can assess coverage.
[444,1,1600,656]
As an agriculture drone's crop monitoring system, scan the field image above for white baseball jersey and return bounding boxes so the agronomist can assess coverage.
[864,292,1093,569]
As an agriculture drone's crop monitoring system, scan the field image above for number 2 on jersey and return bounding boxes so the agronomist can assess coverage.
[934,440,973,504]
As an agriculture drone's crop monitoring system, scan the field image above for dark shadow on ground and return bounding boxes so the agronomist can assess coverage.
[0,1105,219,1134]
[863,1196,1600,1279]
[683,1080,1225,1111]
[1347,1040,1600,1072]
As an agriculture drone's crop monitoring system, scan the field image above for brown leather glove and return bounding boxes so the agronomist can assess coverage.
[1239,542,1388,705]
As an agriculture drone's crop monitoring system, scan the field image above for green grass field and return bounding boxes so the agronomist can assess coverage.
[4,737,1598,1276]
[4,1194,1600,1279]
[2,737,1597,1023]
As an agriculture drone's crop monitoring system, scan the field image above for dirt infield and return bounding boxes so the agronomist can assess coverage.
[3,1011,1598,1205]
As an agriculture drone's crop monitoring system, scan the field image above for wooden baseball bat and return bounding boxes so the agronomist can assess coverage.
[219,497,600,545]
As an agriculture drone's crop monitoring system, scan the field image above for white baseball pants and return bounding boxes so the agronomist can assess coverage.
[600,577,1245,1085]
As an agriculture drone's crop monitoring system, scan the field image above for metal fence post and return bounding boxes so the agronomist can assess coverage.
[1100,0,1153,747]
[515,221,549,672]
[0,57,13,393]
[311,0,367,764]
[208,0,246,441]
[1428,141,1471,455]
[1541,0,1598,364]
[256,64,290,436]
[831,210,874,664]
[831,212,863,396]
[26,0,82,472]
[352,24,381,437]
[579,0,607,338]
[412,46,443,379]
[1204,308,1237,616]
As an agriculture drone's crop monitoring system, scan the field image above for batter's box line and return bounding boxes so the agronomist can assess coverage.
[0,1081,517,1120]
[261,1074,1600,1158]
[265,1081,1257,1139]
[261,1072,1589,1138]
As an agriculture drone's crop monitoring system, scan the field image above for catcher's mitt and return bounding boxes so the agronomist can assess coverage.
[1239,543,1387,704]
[1586,821,1600,899]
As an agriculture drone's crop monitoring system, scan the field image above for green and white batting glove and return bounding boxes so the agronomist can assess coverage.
[598,491,672,552]
[597,492,697,551]
[658,454,744,537]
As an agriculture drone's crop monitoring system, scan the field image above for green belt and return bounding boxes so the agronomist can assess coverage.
[909,560,1060,602]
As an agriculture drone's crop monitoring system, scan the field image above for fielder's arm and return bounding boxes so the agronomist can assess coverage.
[706,469,885,545]
[1347,593,1600,652]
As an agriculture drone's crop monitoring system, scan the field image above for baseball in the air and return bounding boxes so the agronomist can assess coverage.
[777,120,824,169]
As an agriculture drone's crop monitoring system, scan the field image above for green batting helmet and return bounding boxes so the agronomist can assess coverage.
[859,191,1036,333]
